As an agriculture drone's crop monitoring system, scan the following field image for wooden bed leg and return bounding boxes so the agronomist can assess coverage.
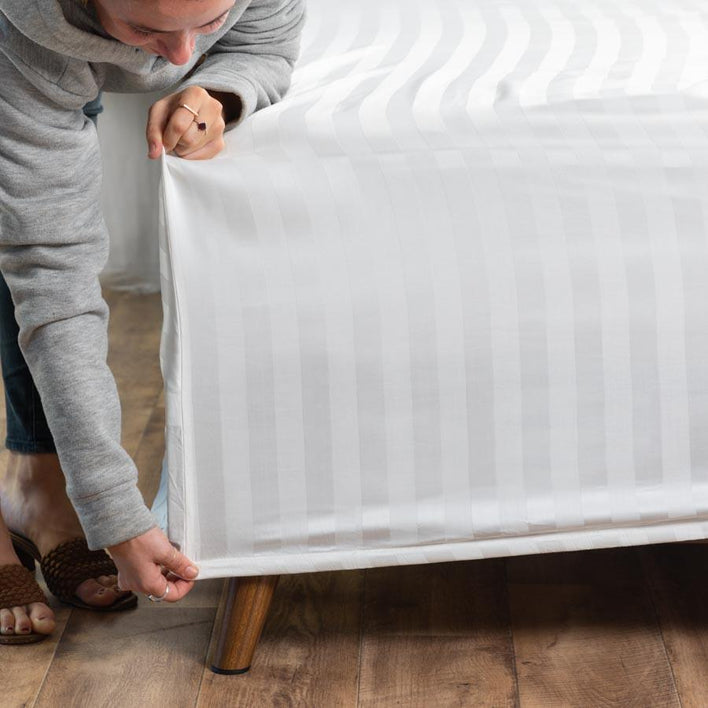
[209,575,280,675]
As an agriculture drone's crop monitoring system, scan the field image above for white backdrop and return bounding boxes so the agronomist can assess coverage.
[98,92,163,293]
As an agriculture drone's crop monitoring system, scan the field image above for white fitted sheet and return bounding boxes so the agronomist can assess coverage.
[157,0,708,579]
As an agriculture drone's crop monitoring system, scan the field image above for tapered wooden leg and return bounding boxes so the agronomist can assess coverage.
[209,575,280,675]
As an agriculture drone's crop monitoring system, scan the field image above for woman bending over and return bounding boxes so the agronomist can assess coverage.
[0,0,304,642]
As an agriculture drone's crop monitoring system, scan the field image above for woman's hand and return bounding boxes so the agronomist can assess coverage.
[146,86,227,161]
[106,526,199,602]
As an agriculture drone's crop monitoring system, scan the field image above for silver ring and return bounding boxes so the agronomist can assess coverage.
[147,581,170,603]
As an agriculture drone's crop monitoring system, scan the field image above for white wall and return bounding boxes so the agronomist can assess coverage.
[98,92,163,293]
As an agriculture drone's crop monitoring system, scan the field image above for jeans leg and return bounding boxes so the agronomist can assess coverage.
[0,271,55,452]
[0,92,104,454]
[82,94,104,125]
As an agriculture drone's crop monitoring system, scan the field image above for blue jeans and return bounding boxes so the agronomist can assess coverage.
[0,94,104,453]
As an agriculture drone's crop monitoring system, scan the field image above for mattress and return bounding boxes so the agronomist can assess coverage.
[157,0,708,578]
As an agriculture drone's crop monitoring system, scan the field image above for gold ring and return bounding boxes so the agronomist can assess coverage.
[178,103,199,118]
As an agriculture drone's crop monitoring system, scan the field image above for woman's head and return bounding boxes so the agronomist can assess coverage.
[89,0,235,65]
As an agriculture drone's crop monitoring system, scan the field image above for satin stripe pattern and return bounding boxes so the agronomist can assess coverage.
[158,0,708,578]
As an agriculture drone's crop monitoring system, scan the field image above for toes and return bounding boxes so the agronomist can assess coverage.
[1,607,15,635]
[75,578,124,607]
[11,606,32,634]
[95,574,130,595]
[28,602,56,635]
[107,574,132,595]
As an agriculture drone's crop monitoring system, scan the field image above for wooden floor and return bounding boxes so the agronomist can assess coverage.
[2,290,708,707]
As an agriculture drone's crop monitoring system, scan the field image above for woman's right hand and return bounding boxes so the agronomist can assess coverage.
[106,526,199,602]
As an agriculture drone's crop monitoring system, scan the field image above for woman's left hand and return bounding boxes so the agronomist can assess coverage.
[146,86,226,161]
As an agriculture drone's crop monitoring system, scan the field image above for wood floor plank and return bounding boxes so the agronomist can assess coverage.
[101,288,123,311]
[358,560,517,708]
[105,290,163,457]
[641,543,708,708]
[507,548,680,708]
[197,570,363,708]
[0,607,71,708]
[34,605,215,708]
[133,389,165,506]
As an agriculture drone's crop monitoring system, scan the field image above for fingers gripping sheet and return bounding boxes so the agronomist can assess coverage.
[158,0,708,578]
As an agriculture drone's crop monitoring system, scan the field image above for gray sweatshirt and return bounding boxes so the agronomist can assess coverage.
[0,0,305,549]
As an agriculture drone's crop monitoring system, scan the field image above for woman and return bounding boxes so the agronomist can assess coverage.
[0,0,305,642]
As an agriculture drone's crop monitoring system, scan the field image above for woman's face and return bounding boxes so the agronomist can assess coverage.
[91,0,235,65]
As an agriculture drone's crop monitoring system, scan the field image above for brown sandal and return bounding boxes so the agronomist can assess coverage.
[10,531,137,612]
[0,564,50,644]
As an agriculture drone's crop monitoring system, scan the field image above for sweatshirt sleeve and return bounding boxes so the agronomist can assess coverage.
[0,51,157,550]
[180,0,306,127]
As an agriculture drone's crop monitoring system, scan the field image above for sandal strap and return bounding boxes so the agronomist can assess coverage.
[40,538,118,603]
[0,564,46,608]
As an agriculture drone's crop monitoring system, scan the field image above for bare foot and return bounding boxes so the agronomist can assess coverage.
[0,508,55,637]
[0,452,134,611]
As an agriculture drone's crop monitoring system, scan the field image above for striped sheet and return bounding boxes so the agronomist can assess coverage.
[157,0,708,578]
